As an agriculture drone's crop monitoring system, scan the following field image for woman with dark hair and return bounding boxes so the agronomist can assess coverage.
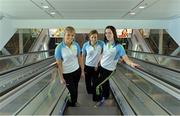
[104,25,119,45]
[95,26,139,106]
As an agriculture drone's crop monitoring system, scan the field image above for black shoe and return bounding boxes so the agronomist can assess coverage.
[104,96,109,99]
[104,95,110,99]
[93,97,101,102]
[93,95,101,102]
[87,90,93,94]
[67,101,76,107]
[88,92,93,94]
[75,102,80,107]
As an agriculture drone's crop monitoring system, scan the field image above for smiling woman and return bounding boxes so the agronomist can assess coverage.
[0,0,180,115]
[55,26,84,107]
[94,25,140,104]
[81,29,104,101]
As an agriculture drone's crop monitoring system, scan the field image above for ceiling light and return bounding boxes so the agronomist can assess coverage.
[50,12,56,15]
[129,12,136,15]
[42,5,49,9]
[139,6,145,9]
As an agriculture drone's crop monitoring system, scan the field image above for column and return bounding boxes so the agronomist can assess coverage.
[159,29,163,54]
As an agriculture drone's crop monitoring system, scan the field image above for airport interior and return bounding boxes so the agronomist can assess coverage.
[0,0,180,115]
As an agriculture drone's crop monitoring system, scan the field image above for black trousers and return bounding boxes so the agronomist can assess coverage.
[84,65,99,94]
[63,68,81,106]
[93,66,112,101]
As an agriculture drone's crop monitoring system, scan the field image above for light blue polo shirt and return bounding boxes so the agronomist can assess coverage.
[100,43,125,71]
[55,41,81,74]
[82,40,104,67]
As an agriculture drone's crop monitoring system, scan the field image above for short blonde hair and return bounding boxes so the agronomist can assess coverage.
[64,26,75,34]
[88,30,98,37]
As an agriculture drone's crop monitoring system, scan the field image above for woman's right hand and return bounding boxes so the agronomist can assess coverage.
[60,77,66,84]
[94,66,98,71]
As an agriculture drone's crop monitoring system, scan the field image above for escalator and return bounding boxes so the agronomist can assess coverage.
[126,50,180,71]
[131,29,179,56]
[0,29,50,73]
[131,29,152,52]
[0,50,121,115]
[64,55,180,115]
[135,29,179,56]
[3,29,42,55]
[0,50,68,115]
[111,62,180,115]
[63,79,122,115]
[0,50,179,115]
[148,29,179,55]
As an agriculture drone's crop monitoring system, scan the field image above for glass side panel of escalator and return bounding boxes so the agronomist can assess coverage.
[0,50,54,74]
[113,64,180,115]
[0,67,65,115]
[127,50,180,71]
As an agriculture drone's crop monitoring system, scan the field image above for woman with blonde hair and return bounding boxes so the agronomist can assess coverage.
[55,26,84,107]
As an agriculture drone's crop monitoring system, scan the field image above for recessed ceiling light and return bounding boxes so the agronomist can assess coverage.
[139,6,145,9]
[129,12,135,15]
[50,12,56,15]
[42,5,49,9]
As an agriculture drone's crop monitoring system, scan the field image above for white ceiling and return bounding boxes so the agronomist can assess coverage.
[0,0,180,20]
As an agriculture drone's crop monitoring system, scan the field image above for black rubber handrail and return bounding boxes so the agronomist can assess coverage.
[129,56,180,73]
[0,57,54,76]
[0,49,54,60]
[127,50,180,59]
[118,64,171,115]
[128,58,180,90]
[0,61,57,97]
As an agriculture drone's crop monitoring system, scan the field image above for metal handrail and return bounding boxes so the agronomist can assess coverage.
[0,57,54,75]
[149,36,159,51]
[127,50,180,59]
[0,50,54,60]
[0,58,56,97]
[129,56,180,73]
[96,71,115,95]
[23,29,43,52]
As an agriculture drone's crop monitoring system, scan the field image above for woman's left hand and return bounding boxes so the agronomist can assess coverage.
[130,62,140,68]
[81,71,85,79]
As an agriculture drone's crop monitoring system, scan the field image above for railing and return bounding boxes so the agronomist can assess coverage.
[130,57,180,89]
[131,29,152,52]
[23,29,43,53]
[148,29,179,55]
[96,71,115,95]
[110,62,180,115]
[0,50,68,115]
[126,50,180,71]
[144,37,158,53]
[127,49,159,64]
[0,50,54,74]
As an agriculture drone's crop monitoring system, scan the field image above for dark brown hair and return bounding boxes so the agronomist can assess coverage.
[104,25,119,45]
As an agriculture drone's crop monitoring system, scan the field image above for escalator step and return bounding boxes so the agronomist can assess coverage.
[64,106,121,115]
